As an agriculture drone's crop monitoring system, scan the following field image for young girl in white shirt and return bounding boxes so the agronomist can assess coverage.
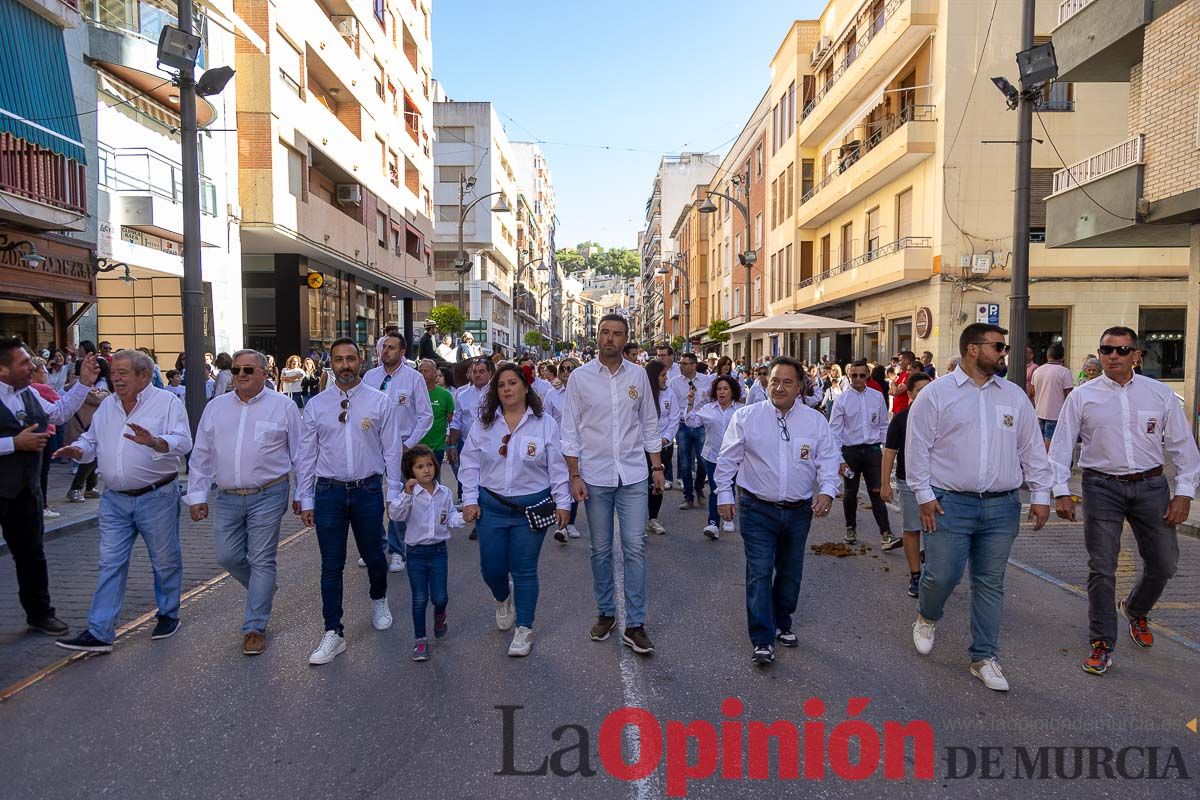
[390,444,463,662]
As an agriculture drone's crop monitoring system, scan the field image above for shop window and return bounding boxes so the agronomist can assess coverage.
[1138,307,1185,380]
[1028,308,1067,364]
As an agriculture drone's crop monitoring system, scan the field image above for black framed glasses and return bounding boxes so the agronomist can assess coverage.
[338,398,349,423]
[1098,345,1136,356]
[776,414,791,442]
[971,341,1011,354]
[499,433,511,457]
[229,366,257,376]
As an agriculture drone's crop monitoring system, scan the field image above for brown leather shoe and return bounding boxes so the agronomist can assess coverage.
[243,631,266,655]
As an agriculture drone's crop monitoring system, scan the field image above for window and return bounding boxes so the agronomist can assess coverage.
[753,277,762,313]
[785,164,794,219]
[438,165,465,183]
[1036,80,1074,112]
[866,206,881,255]
[840,222,854,265]
[753,212,763,250]
[436,205,462,223]
[820,235,831,271]
[405,226,422,258]
[1139,308,1185,380]
[785,243,793,288]
[754,143,764,179]
[733,287,741,317]
[787,82,796,136]
[769,252,778,302]
[388,151,400,186]
[404,155,419,195]
[771,178,779,229]
[373,0,386,27]
[374,60,385,100]
[1029,168,1054,240]
[277,34,303,97]
[896,188,913,239]
[801,159,814,199]
[772,103,780,154]
[438,126,473,145]
[376,211,388,247]
[286,145,305,199]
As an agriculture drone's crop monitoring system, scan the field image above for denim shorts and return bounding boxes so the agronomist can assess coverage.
[1039,418,1058,441]
[896,479,921,533]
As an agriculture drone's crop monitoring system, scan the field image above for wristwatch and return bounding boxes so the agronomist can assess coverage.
[569,473,581,480]
[651,466,665,473]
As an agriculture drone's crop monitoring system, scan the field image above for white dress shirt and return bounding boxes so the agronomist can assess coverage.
[362,362,434,448]
[0,380,91,455]
[388,483,464,545]
[685,401,744,462]
[296,382,403,511]
[905,367,1053,506]
[715,400,840,505]
[560,358,661,487]
[1048,374,1200,498]
[668,372,714,417]
[449,382,488,439]
[70,386,192,491]
[184,388,303,504]
[658,389,682,443]
[214,369,232,396]
[544,386,567,424]
[829,386,889,449]
[458,408,571,509]
[664,363,682,381]
[531,376,554,400]
[747,381,768,405]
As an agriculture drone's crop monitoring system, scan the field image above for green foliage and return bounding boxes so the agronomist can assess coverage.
[556,243,640,278]
[428,304,465,335]
[708,319,731,343]
[670,335,686,351]
[555,340,572,352]
[523,330,549,349]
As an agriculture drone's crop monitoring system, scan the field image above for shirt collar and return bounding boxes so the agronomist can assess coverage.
[950,366,1002,389]
[234,387,270,405]
[1099,373,1138,390]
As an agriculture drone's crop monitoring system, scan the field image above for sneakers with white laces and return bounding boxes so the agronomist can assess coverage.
[702,523,719,540]
[553,528,568,543]
[308,630,346,665]
[495,593,515,631]
[970,657,1010,691]
[508,626,534,657]
[567,524,581,538]
[372,598,393,630]
[662,480,673,490]
[388,553,406,573]
[645,519,666,535]
[356,558,366,568]
[912,616,936,655]
[722,520,735,533]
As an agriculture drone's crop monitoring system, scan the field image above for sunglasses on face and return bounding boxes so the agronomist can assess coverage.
[338,398,349,424]
[971,341,1011,354]
[1098,345,1136,356]
[560,366,573,373]
[230,366,257,376]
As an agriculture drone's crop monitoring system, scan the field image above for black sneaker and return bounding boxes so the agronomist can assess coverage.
[56,630,113,653]
[752,644,774,664]
[469,529,478,541]
[775,629,798,648]
[622,625,654,655]
[589,615,617,641]
[907,573,920,598]
[880,534,903,551]
[844,528,858,545]
[553,528,567,543]
[28,615,69,636]
[151,615,181,639]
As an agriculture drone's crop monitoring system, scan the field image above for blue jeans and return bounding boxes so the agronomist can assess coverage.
[212,480,289,633]
[675,426,705,501]
[583,481,649,627]
[314,475,388,634]
[406,541,448,639]
[449,439,466,500]
[387,519,407,559]
[703,458,720,525]
[477,489,549,628]
[568,500,579,525]
[87,481,183,644]
[738,494,812,646]
[918,489,1020,662]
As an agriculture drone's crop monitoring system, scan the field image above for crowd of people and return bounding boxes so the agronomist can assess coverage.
[0,313,1193,690]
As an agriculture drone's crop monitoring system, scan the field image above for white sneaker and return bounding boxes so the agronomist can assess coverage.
[703,523,719,540]
[970,658,1010,691]
[495,594,515,631]
[662,480,673,490]
[388,553,406,573]
[508,626,533,657]
[356,558,366,568]
[372,598,393,630]
[722,520,735,533]
[308,630,347,665]
[645,519,666,535]
[567,524,581,539]
[912,616,936,655]
[43,508,61,519]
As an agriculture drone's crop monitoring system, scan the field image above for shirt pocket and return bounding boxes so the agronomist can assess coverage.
[1136,410,1163,439]
[517,435,545,462]
[994,404,1018,435]
[253,421,284,445]
[790,438,817,467]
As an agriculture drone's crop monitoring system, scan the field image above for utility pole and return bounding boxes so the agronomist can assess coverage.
[456,175,467,312]
[178,0,205,435]
[740,163,753,364]
[1007,0,1035,393]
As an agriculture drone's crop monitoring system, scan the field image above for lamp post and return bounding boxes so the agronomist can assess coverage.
[699,164,754,361]
[456,174,511,314]
[512,249,546,350]
[657,252,691,352]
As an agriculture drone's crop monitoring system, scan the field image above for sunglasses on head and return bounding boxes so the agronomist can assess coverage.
[229,366,257,376]
[971,341,1011,353]
[1098,345,1136,356]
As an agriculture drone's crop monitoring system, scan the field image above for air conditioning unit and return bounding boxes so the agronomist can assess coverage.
[811,36,832,65]
[336,184,362,205]
[336,16,358,38]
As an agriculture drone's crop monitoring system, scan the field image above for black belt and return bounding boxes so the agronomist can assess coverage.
[113,474,177,498]
[316,475,381,490]
[1084,466,1164,482]
[937,488,1016,500]
[742,489,811,510]
[842,443,882,449]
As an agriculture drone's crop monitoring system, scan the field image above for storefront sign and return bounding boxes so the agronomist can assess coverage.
[0,229,95,302]
[915,307,932,339]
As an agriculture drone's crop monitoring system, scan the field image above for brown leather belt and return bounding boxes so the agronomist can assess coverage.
[221,475,289,496]
[1084,466,1164,482]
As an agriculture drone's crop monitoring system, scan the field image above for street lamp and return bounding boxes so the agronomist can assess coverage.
[699,164,755,361]
[456,174,511,313]
[657,252,691,352]
[512,249,546,348]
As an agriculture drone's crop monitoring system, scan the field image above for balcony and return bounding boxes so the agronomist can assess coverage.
[795,236,932,309]
[1052,0,1187,83]
[797,105,936,229]
[0,132,87,230]
[799,0,937,147]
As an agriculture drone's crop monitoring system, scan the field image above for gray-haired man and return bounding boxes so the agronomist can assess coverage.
[185,350,303,655]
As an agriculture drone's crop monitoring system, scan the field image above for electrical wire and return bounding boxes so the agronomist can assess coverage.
[1035,110,1137,222]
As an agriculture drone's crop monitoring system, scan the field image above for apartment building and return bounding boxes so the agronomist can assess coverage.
[760,0,1187,376]
[512,141,559,349]
[1046,0,1200,401]
[432,101,520,356]
[235,0,435,364]
[669,185,710,351]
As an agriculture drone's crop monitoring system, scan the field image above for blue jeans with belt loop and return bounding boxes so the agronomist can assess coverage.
[917,489,1020,662]
[406,541,448,639]
[477,488,550,629]
[583,481,649,627]
[738,493,812,646]
[314,475,388,634]
[212,480,290,634]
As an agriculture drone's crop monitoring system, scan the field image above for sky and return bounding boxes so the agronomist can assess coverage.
[432,0,825,251]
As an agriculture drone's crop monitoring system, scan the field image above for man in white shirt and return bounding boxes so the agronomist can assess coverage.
[829,359,895,549]
[746,365,769,405]
[1049,326,1200,676]
[54,349,192,653]
[905,323,1052,691]
[1030,342,1074,447]
[0,339,99,636]
[715,356,838,665]
[668,352,714,509]
[447,356,494,514]
[185,349,302,655]
[363,332,433,571]
[297,338,405,665]
[561,314,664,656]
[653,344,681,488]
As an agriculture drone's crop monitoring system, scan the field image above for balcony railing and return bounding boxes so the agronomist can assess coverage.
[0,133,87,214]
[803,0,907,122]
[1058,0,1096,25]
[1050,134,1143,196]
[801,104,935,205]
[98,144,217,216]
[797,236,931,289]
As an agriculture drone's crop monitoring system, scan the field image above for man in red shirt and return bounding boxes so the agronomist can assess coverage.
[891,350,916,414]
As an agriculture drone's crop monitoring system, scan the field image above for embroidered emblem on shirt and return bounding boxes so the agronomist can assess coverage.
[1002,414,1014,428]
[870,413,878,424]
[361,417,372,431]
[628,387,639,400]
[439,511,448,525]
[799,444,811,460]
[398,394,407,406]
[526,441,537,457]
[1146,417,1158,435]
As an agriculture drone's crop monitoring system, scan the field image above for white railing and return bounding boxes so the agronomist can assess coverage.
[1051,135,1143,195]
[1058,0,1096,26]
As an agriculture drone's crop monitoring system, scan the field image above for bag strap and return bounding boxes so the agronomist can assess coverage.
[482,486,524,512]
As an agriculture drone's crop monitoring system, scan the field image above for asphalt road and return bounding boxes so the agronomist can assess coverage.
[1,486,1198,799]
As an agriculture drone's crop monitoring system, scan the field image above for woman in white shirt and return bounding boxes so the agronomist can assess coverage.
[645,361,681,535]
[684,375,745,539]
[545,357,581,542]
[280,355,306,408]
[458,363,571,657]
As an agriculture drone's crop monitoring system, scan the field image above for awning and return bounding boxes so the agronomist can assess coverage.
[0,0,86,163]
[727,311,866,334]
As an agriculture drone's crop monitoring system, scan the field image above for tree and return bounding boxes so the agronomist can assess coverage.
[592,247,639,278]
[708,319,731,344]
[556,248,586,274]
[523,330,549,349]
[428,304,465,335]
[670,335,686,352]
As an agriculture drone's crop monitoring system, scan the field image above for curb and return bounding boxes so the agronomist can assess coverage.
[0,512,98,556]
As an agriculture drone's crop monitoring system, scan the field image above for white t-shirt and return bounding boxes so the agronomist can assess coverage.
[1031,362,1074,421]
